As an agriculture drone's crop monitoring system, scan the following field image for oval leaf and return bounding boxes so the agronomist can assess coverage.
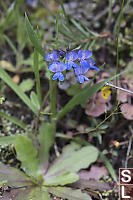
[14,135,41,179]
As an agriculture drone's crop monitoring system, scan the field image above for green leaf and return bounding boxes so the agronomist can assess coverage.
[48,186,92,200]
[29,187,52,200]
[0,136,16,146]
[33,48,42,105]
[0,111,27,129]
[19,78,34,92]
[44,172,79,186]
[70,18,88,37]
[25,13,45,57]
[71,179,111,192]
[2,187,31,200]
[67,84,81,96]
[0,162,32,187]
[2,186,52,200]
[100,152,117,182]
[0,67,37,114]
[3,34,18,55]
[30,91,41,110]
[17,16,26,50]
[14,135,41,179]
[45,143,99,178]
[39,123,54,170]
[56,72,125,120]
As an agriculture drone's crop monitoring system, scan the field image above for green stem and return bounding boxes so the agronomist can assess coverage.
[50,78,57,129]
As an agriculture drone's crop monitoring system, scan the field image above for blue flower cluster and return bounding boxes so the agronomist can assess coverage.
[45,49,100,83]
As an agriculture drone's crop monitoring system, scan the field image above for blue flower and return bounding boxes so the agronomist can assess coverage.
[48,61,67,81]
[77,50,92,71]
[78,50,92,60]
[45,51,59,62]
[77,75,89,83]
[65,51,79,70]
[45,49,100,84]
[74,65,89,83]
[88,58,100,71]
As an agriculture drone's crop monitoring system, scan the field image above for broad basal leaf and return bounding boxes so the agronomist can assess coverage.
[48,186,92,200]
[45,143,99,180]
[14,135,41,179]
[28,187,52,200]
[2,186,52,200]
[0,162,32,187]
[71,179,111,192]
[2,187,32,200]
[0,136,16,146]
[38,123,54,172]
[44,172,79,186]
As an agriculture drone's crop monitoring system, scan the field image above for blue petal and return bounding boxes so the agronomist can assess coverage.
[84,76,89,81]
[80,60,90,71]
[66,61,79,70]
[74,66,81,76]
[90,65,100,71]
[52,72,64,81]
[65,51,78,61]
[45,51,59,61]
[78,50,92,60]
[87,58,100,71]
[48,62,67,72]
[58,72,64,81]
[74,61,90,76]
[77,75,89,83]
[77,75,84,83]
[74,62,89,76]
[52,72,59,80]
[88,58,95,66]
[74,66,89,76]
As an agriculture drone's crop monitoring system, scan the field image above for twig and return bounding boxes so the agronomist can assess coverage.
[74,107,119,135]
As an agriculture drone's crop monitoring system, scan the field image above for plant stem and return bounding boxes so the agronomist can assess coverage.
[50,77,57,130]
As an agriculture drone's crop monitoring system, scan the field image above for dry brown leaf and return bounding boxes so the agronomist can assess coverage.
[117,90,128,103]
[79,166,108,181]
[85,100,106,117]
[120,103,133,120]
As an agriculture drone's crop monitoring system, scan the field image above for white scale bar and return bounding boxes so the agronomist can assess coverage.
[105,82,133,95]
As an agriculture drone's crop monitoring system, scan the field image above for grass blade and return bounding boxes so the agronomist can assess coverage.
[0,111,27,129]
[33,49,42,105]
[100,152,117,182]
[25,13,45,57]
[0,67,37,114]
